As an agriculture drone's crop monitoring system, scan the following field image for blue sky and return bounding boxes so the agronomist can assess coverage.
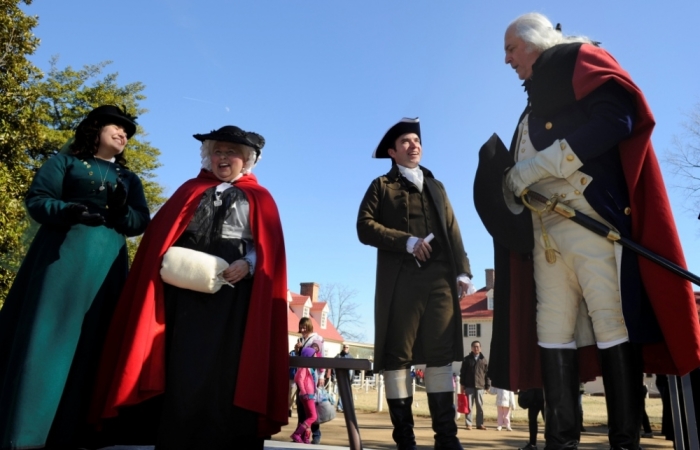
[25,1,700,342]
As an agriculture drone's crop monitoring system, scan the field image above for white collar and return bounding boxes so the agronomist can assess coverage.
[397,164,424,192]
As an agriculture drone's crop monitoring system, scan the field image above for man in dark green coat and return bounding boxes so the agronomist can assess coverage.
[357,118,474,450]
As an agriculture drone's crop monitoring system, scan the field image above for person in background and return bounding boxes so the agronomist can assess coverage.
[332,344,354,412]
[0,105,149,450]
[579,383,586,432]
[640,384,653,438]
[517,388,545,450]
[293,317,325,444]
[460,341,490,431]
[90,124,288,450]
[291,347,319,444]
[357,117,475,450]
[491,386,515,431]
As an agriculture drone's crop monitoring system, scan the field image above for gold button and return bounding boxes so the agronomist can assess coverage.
[520,148,525,153]
[89,171,93,176]
[624,207,632,215]
[545,122,553,130]
[564,200,570,205]
[560,193,566,198]
[574,190,580,195]
[560,142,567,150]
[580,178,588,185]
[116,168,120,171]
[86,165,91,168]
[523,130,528,135]
[566,155,574,161]
[521,139,526,144]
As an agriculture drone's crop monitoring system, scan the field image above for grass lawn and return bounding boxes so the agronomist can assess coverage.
[343,386,662,427]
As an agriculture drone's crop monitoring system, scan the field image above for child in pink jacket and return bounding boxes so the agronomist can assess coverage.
[291,347,318,443]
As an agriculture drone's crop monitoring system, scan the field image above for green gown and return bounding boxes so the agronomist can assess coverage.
[0,153,150,449]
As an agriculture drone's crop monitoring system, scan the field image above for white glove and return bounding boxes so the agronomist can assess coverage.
[506,139,582,197]
[505,157,550,197]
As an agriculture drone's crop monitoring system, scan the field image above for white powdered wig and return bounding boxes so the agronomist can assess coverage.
[509,13,595,53]
[199,140,261,174]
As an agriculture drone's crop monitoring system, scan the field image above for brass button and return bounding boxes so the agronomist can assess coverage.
[566,155,574,162]
[86,165,91,168]
[116,168,120,171]
[580,178,588,185]
[523,130,528,135]
[521,139,526,144]
[520,148,525,153]
[89,171,93,176]
[560,142,567,150]
[624,207,632,215]
[560,193,566,198]
[574,190,580,195]
[545,122,553,130]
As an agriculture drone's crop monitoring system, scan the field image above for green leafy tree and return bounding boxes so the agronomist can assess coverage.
[0,0,43,305]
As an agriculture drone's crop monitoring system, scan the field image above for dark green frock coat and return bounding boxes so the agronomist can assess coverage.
[0,153,149,449]
[357,165,472,371]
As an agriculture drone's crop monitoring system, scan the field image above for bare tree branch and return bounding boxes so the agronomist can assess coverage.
[319,282,366,342]
[665,101,700,218]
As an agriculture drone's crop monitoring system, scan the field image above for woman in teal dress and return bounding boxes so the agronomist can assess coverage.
[0,105,150,450]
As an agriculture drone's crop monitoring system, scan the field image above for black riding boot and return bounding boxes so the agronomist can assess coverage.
[427,392,463,450]
[387,397,417,450]
[600,342,643,450]
[541,348,580,450]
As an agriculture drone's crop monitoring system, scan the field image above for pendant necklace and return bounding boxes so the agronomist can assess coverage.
[213,190,223,207]
[93,157,110,191]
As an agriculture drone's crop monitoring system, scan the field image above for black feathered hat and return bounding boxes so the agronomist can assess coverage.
[77,105,138,138]
[193,125,265,156]
[372,117,420,158]
[473,133,534,253]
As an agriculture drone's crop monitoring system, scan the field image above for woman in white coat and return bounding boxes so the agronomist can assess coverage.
[491,386,516,431]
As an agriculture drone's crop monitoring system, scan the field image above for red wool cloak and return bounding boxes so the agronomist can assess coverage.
[90,170,289,436]
[572,44,700,375]
[500,44,700,391]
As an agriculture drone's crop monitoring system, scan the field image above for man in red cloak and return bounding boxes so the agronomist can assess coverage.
[474,13,700,450]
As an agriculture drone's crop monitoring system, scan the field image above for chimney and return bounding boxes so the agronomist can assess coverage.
[300,282,319,302]
[485,269,495,289]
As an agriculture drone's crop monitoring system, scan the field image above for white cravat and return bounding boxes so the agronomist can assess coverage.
[397,164,423,192]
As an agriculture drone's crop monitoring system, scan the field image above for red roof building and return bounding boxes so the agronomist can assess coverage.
[287,282,345,357]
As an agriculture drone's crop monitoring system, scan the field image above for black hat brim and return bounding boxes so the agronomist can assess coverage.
[473,133,534,253]
[77,105,138,138]
[193,125,265,153]
[374,120,421,159]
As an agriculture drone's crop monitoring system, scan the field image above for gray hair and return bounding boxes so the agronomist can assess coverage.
[509,13,594,53]
[199,140,261,174]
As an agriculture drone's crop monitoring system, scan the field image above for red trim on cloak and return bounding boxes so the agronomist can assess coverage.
[571,44,700,375]
[89,169,289,436]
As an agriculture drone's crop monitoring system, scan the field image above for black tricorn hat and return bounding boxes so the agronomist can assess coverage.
[372,117,421,158]
[193,125,265,155]
[77,105,138,138]
[473,133,533,253]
